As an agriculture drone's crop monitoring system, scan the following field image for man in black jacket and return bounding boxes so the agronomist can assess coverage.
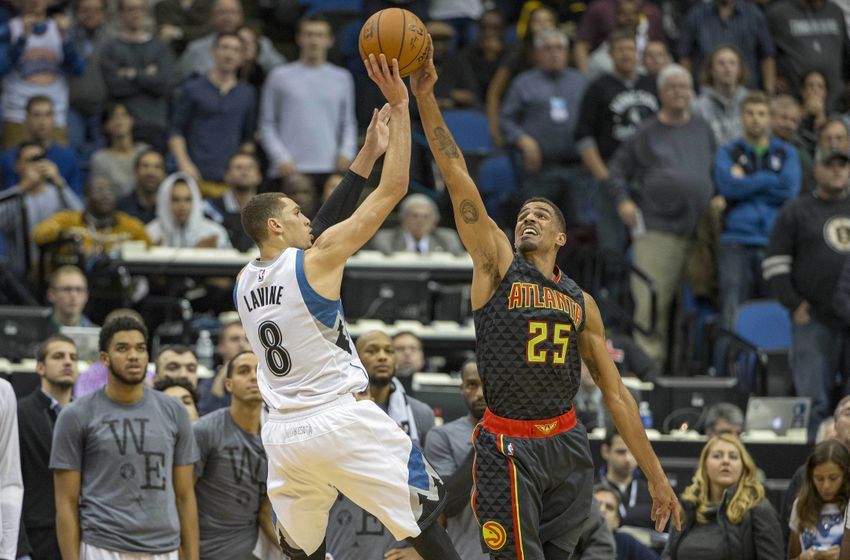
[763,148,850,438]
[16,334,78,560]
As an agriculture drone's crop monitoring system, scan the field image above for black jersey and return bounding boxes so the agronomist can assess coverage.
[473,255,586,420]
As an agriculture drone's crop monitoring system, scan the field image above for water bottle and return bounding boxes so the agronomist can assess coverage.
[639,401,653,430]
[195,330,215,371]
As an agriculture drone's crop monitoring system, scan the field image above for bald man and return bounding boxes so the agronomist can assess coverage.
[355,330,436,447]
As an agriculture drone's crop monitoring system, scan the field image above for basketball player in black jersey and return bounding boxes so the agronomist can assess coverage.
[410,48,681,559]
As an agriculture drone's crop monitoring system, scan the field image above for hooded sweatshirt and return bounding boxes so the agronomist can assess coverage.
[146,172,232,248]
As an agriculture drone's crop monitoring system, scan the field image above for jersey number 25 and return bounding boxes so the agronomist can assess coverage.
[527,321,571,365]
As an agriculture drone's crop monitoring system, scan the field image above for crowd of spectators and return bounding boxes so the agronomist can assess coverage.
[4,0,850,557]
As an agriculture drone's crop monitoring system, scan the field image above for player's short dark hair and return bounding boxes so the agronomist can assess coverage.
[241,192,288,245]
[99,317,148,352]
[25,95,53,114]
[519,197,566,233]
[226,349,255,379]
[459,357,479,381]
[134,148,164,171]
[608,28,636,48]
[36,334,76,363]
[153,376,199,406]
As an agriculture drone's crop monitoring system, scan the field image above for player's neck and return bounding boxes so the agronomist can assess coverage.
[230,400,262,433]
[105,378,145,404]
[522,251,559,282]
[259,239,288,261]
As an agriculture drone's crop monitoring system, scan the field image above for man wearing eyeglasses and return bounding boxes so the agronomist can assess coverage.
[46,265,96,328]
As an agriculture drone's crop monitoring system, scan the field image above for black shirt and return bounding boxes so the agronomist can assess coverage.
[473,255,586,420]
[116,192,156,224]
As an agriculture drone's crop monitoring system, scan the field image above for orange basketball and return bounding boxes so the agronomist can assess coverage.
[358,8,431,78]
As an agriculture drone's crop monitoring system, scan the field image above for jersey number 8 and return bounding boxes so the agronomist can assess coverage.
[258,321,292,376]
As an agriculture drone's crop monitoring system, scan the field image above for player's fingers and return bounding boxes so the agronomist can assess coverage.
[379,53,391,77]
[656,509,671,532]
[673,503,684,530]
[378,103,391,123]
[390,58,401,80]
[367,107,378,128]
[363,55,375,79]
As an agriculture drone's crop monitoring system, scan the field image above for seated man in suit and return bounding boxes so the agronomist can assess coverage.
[367,193,464,256]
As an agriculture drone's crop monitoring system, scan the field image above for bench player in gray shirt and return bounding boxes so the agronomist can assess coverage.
[51,317,200,560]
[423,359,489,560]
[193,350,276,559]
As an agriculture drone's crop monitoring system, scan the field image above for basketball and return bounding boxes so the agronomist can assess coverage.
[358,8,431,78]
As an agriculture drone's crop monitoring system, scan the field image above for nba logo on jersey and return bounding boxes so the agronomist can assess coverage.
[506,442,515,456]
[258,268,266,282]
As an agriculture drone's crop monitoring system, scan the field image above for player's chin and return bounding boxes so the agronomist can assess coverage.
[516,239,538,253]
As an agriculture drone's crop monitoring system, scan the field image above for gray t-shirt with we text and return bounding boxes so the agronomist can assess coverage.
[49,387,198,553]
[193,408,268,560]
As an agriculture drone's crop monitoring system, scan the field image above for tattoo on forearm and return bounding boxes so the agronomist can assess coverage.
[433,127,460,159]
[460,200,479,224]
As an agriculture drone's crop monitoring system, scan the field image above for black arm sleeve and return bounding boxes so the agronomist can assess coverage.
[443,449,476,517]
[309,170,368,239]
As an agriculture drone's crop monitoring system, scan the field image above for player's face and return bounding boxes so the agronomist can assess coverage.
[37,340,79,388]
[171,182,193,225]
[514,201,566,255]
[594,490,620,530]
[276,197,313,249]
[704,439,743,492]
[604,435,637,478]
[460,362,486,420]
[741,103,770,141]
[102,330,149,385]
[156,351,198,388]
[812,461,844,503]
[358,332,396,384]
[163,385,199,421]
[226,352,262,403]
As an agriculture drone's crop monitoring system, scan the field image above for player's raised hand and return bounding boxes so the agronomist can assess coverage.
[648,477,682,532]
[362,103,392,158]
[410,36,437,99]
[364,54,408,107]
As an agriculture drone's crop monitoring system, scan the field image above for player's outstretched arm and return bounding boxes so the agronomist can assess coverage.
[410,46,512,305]
[308,54,410,272]
[578,292,682,533]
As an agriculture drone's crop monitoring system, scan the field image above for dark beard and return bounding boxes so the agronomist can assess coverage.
[109,365,146,386]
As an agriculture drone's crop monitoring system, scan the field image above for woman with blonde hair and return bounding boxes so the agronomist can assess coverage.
[662,434,783,559]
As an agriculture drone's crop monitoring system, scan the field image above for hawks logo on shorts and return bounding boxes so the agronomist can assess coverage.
[482,521,507,550]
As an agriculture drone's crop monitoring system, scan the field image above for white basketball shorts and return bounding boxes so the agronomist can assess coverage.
[262,394,445,555]
[79,543,178,560]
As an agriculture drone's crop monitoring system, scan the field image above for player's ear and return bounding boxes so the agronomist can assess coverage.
[99,350,110,367]
[224,377,233,394]
[555,231,567,248]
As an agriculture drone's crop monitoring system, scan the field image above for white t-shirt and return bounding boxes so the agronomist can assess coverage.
[790,499,844,551]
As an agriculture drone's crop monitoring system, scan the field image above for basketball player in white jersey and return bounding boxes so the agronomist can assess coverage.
[235,54,461,560]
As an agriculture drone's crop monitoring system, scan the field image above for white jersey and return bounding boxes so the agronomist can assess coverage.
[235,248,368,411]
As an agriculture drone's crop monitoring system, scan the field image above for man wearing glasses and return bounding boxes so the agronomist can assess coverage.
[47,265,96,328]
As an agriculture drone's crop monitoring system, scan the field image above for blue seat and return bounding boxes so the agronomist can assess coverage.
[476,154,517,223]
[732,299,792,395]
[734,299,792,351]
[442,110,495,156]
